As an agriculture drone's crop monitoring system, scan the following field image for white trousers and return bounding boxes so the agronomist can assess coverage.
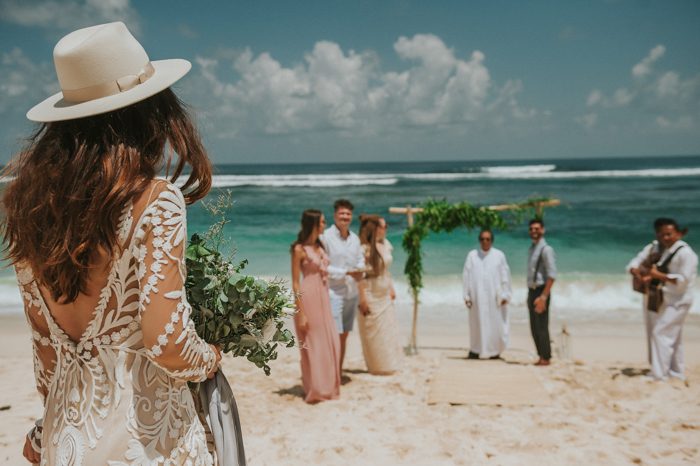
[643,303,652,364]
[648,303,690,380]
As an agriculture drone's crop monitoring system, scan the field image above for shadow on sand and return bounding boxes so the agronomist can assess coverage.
[274,385,305,399]
[610,367,651,379]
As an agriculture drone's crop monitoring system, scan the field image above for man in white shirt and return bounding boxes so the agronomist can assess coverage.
[320,199,365,370]
[462,229,512,360]
[645,218,697,381]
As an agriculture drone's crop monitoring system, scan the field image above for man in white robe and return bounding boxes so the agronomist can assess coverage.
[646,218,697,381]
[462,229,512,359]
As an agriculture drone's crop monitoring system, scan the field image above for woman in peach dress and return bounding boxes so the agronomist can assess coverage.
[291,210,341,403]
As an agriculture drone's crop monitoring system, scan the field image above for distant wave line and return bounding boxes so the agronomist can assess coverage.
[209,166,700,187]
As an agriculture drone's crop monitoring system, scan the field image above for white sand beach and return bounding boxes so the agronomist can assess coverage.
[1,309,699,466]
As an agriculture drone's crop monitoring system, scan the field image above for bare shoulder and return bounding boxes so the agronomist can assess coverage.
[293,243,307,260]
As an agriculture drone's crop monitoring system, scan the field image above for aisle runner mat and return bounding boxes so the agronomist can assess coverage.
[427,357,551,406]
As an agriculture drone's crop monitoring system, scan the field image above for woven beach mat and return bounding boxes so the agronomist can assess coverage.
[427,357,551,406]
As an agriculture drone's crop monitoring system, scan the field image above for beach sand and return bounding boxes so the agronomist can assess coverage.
[1,311,699,466]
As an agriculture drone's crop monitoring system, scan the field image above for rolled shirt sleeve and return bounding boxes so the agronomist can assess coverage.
[626,243,653,273]
[542,245,557,281]
[665,246,698,297]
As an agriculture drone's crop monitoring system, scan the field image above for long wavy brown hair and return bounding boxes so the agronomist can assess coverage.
[359,214,384,277]
[290,209,325,253]
[1,88,212,303]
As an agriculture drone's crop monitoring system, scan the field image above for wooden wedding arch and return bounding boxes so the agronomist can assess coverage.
[388,198,560,355]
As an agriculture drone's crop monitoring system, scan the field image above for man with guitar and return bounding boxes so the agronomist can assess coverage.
[629,218,697,381]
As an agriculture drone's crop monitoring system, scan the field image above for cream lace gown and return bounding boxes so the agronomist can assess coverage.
[357,240,402,374]
[16,181,218,466]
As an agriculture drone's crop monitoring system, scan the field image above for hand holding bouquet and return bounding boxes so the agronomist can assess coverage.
[184,192,295,375]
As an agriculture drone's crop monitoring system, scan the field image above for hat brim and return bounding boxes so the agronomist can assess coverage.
[26,59,191,122]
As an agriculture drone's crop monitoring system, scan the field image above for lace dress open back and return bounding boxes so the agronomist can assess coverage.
[16,180,217,466]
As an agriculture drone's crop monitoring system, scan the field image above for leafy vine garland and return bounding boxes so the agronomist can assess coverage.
[401,198,550,294]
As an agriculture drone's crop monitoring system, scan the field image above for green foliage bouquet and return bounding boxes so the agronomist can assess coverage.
[184,192,295,375]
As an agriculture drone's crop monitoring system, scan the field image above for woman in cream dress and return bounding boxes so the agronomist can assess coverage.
[357,215,402,375]
[3,22,222,465]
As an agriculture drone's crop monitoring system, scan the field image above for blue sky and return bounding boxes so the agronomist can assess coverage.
[1,0,699,164]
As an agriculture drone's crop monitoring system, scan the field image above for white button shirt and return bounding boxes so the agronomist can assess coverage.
[320,224,365,296]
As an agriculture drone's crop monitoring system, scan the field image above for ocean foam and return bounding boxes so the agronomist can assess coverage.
[207,166,700,187]
[480,164,557,174]
[211,174,399,188]
[390,274,700,322]
[1,274,697,322]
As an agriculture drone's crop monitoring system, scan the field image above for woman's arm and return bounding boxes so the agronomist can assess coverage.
[137,183,219,382]
[16,266,56,463]
[291,245,308,330]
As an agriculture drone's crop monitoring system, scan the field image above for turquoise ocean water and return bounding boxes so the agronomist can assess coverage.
[2,155,699,320]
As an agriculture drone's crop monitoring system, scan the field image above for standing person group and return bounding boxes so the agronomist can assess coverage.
[462,218,557,366]
[628,218,697,381]
[291,200,402,403]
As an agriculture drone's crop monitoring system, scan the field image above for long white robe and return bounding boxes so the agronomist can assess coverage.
[462,247,512,358]
[648,240,698,380]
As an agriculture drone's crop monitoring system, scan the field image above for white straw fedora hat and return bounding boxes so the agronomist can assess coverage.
[27,21,191,122]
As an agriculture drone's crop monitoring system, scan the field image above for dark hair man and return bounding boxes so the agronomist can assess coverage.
[526,219,557,366]
[626,218,667,364]
[320,199,365,371]
[644,218,697,381]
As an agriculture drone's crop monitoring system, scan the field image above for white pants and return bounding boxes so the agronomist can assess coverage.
[648,302,690,380]
[643,302,652,364]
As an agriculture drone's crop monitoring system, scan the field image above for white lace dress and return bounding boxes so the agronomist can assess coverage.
[16,181,217,466]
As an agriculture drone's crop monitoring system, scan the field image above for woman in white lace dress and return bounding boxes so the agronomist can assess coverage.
[357,215,402,375]
[1,23,222,465]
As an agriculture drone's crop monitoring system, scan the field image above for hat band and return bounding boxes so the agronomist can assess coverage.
[61,62,156,103]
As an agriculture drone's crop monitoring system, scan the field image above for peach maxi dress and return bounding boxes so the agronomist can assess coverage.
[294,245,341,403]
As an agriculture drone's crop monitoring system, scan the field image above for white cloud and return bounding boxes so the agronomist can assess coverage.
[177,24,198,39]
[656,115,693,130]
[187,34,538,139]
[575,112,598,129]
[580,44,700,132]
[0,0,141,33]
[631,44,665,79]
[586,89,602,107]
[585,87,635,108]
[0,47,57,114]
[612,87,633,106]
[656,71,680,97]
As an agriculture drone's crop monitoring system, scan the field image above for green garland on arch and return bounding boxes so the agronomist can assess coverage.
[401,198,548,294]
